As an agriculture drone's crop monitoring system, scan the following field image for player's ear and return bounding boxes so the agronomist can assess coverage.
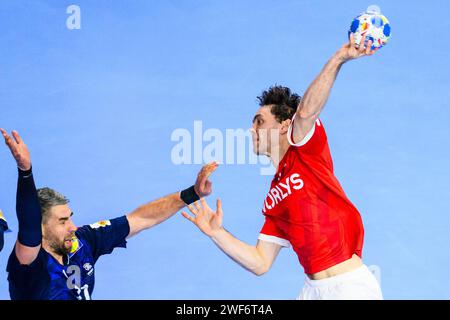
[280,119,291,135]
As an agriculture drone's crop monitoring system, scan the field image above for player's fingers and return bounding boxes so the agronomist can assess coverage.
[187,204,198,215]
[202,167,217,185]
[368,47,379,55]
[200,197,211,211]
[198,168,215,190]
[216,198,223,217]
[205,180,212,192]
[197,168,209,189]
[1,129,11,143]
[365,40,373,55]
[181,211,195,223]
[193,201,201,211]
[349,32,355,47]
[11,130,23,144]
[359,34,367,52]
[199,162,218,185]
[1,131,17,152]
[0,129,10,145]
[206,161,219,176]
[199,162,213,175]
[200,175,209,191]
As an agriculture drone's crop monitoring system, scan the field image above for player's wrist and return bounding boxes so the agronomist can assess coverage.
[209,227,226,240]
[333,50,349,64]
[180,185,200,205]
[18,165,32,177]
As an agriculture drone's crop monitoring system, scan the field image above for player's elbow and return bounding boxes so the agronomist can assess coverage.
[254,269,268,276]
[252,262,270,276]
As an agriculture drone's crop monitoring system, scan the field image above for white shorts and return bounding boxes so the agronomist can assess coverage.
[297,265,383,300]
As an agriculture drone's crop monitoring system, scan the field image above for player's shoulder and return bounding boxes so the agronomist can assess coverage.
[289,117,328,153]
[89,220,113,229]
[75,216,129,243]
[6,245,48,273]
[74,217,125,244]
[76,219,113,235]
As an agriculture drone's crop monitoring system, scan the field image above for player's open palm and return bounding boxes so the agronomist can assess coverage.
[0,129,31,171]
[182,198,223,237]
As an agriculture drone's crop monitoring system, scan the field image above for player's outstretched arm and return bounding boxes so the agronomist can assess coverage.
[291,33,378,144]
[126,162,218,238]
[1,129,42,265]
[182,198,282,275]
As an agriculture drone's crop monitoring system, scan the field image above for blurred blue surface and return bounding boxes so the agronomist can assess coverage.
[1,0,449,299]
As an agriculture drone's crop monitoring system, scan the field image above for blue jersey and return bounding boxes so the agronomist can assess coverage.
[7,215,130,300]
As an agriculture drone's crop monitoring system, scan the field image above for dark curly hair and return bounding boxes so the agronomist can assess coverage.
[256,85,302,123]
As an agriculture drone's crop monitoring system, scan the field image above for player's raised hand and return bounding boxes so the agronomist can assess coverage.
[194,161,219,198]
[338,33,378,62]
[182,198,223,237]
[0,128,31,171]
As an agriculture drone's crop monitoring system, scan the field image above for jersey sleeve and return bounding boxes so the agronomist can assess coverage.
[75,215,130,262]
[258,215,291,248]
[287,114,328,155]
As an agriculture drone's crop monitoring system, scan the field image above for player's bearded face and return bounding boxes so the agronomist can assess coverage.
[42,205,77,256]
[45,228,74,255]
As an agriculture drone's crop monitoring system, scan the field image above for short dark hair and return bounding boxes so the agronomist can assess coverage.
[37,187,70,224]
[257,85,302,123]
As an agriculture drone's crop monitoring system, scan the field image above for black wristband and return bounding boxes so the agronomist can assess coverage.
[180,185,200,205]
[18,166,33,178]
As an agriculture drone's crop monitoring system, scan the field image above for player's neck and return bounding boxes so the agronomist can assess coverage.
[269,138,290,171]
[42,241,65,265]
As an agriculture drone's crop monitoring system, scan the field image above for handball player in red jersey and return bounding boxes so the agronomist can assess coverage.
[182,34,383,299]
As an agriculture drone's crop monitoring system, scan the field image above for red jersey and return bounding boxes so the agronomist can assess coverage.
[258,116,364,275]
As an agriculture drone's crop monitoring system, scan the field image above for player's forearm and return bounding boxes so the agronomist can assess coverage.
[210,228,268,276]
[16,167,42,247]
[128,192,185,229]
[297,53,345,119]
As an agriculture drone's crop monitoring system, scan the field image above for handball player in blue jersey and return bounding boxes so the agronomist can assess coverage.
[1,128,217,300]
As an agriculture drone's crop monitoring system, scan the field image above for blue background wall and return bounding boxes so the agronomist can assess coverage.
[1,0,449,299]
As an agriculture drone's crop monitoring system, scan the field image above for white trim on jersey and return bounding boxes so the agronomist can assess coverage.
[258,233,291,248]
[287,113,318,147]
